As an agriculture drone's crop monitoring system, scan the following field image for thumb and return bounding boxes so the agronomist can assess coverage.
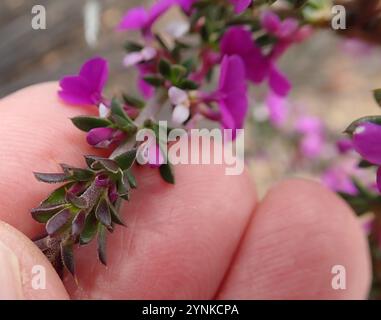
[0,222,69,300]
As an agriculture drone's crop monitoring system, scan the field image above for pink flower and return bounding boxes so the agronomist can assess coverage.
[58,57,108,106]
[220,26,291,97]
[336,138,353,154]
[230,0,252,14]
[117,0,174,37]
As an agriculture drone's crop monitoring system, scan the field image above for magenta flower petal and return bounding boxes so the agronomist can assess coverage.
[220,26,268,83]
[58,76,94,106]
[86,127,114,146]
[230,0,251,14]
[352,121,381,165]
[218,55,248,137]
[295,116,323,134]
[260,11,281,34]
[268,66,291,97]
[79,57,109,93]
[58,57,108,106]
[322,167,358,195]
[117,7,149,30]
[176,0,196,13]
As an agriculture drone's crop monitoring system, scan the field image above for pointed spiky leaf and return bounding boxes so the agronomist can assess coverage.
[97,225,107,265]
[60,240,75,277]
[46,209,71,236]
[125,170,137,188]
[31,203,68,223]
[109,202,125,226]
[60,165,94,181]
[159,163,175,184]
[80,211,98,245]
[41,183,74,206]
[114,149,137,170]
[71,116,112,132]
[34,172,69,184]
[66,192,88,209]
[95,198,112,227]
[72,211,86,237]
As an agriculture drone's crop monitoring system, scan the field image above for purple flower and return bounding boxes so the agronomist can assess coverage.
[117,0,174,37]
[266,92,288,128]
[58,57,108,106]
[230,0,252,14]
[261,11,298,40]
[86,127,120,148]
[137,62,156,98]
[295,116,325,159]
[217,55,248,139]
[322,164,358,196]
[336,138,353,154]
[176,0,197,13]
[220,26,291,97]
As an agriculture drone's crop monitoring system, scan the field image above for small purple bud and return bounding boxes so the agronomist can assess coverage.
[352,122,381,165]
[336,138,353,154]
[86,127,114,147]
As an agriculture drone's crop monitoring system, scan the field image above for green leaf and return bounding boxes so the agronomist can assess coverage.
[85,156,119,174]
[158,59,171,78]
[41,183,74,206]
[80,210,99,245]
[114,149,137,170]
[31,203,68,223]
[60,240,75,277]
[143,75,164,87]
[170,64,187,83]
[124,40,143,52]
[71,116,112,132]
[358,159,375,168]
[97,224,107,265]
[60,164,94,181]
[124,169,137,188]
[374,89,381,107]
[122,94,145,109]
[178,79,199,90]
[159,163,175,184]
[110,99,136,130]
[72,211,86,237]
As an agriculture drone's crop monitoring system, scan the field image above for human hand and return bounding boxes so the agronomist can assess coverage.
[0,83,371,299]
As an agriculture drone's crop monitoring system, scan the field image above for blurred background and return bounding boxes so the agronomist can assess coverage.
[1,0,381,196]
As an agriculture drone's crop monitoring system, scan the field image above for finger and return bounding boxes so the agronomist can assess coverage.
[0,221,69,299]
[0,82,102,237]
[217,179,371,299]
[0,83,257,299]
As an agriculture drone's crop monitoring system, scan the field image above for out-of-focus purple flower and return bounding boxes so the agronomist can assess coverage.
[322,165,358,196]
[117,0,174,36]
[295,116,325,159]
[123,47,157,67]
[261,11,298,40]
[216,55,248,139]
[230,0,251,14]
[220,26,291,97]
[352,121,381,165]
[265,92,288,128]
[58,57,108,106]
[336,138,353,154]
[86,127,119,148]
[295,116,323,134]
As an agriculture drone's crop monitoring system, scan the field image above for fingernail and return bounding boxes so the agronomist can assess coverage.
[0,241,24,299]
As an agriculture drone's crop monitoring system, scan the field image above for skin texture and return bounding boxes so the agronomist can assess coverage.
[0,82,372,299]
